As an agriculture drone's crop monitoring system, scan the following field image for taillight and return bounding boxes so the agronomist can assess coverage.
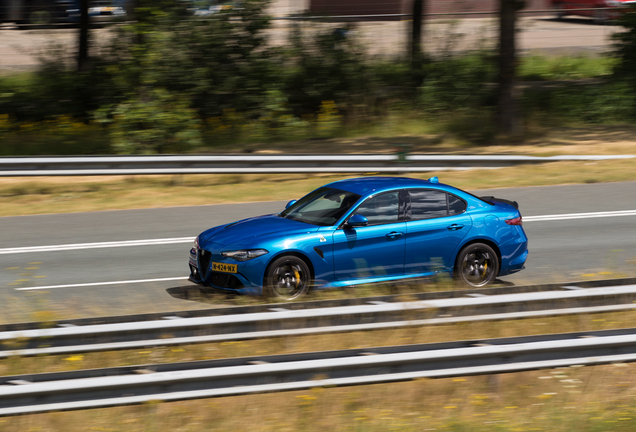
[505,216,522,226]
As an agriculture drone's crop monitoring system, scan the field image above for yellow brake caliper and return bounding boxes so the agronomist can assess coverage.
[293,268,301,287]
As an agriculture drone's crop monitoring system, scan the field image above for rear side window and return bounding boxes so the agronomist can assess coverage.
[449,194,467,215]
[406,189,466,220]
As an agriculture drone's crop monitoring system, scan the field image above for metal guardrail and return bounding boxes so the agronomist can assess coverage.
[2,278,636,358]
[4,277,633,330]
[2,327,636,415]
[0,154,633,176]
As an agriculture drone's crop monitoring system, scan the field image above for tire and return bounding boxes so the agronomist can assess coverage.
[454,243,499,288]
[264,255,312,300]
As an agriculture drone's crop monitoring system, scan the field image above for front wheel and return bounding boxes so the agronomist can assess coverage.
[264,255,312,300]
[454,243,499,288]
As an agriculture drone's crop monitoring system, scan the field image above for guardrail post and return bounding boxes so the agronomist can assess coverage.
[487,374,501,395]
[394,144,411,164]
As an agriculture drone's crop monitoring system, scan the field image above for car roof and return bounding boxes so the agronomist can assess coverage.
[324,176,450,196]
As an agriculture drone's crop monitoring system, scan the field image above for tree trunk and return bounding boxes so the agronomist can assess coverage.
[411,0,425,86]
[78,0,90,72]
[497,0,522,136]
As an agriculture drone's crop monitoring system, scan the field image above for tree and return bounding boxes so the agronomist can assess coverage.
[612,5,636,114]
[411,0,426,85]
[496,0,524,136]
[78,0,89,72]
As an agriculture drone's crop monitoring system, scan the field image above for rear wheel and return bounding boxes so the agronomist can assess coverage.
[454,243,499,288]
[264,255,311,300]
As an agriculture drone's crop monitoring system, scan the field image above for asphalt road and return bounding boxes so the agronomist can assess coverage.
[1,181,636,321]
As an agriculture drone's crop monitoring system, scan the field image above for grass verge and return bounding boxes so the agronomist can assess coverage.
[1,309,636,431]
[4,367,636,431]
[1,158,635,217]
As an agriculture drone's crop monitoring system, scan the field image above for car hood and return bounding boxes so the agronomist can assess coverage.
[199,214,319,247]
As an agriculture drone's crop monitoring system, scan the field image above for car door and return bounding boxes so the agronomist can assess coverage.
[332,190,406,281]
[404,189,472,275]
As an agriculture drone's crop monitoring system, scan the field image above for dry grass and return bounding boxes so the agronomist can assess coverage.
[1,122,636,217]
[1,158,635,217]
[204,123,636,156]
[4,367,636,431]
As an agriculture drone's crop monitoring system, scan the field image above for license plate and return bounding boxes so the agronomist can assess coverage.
[212,262,237,273]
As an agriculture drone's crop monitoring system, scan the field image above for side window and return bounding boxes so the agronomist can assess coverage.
[448,194,467,215]
[407,189,448,220]
[353,191,400,225]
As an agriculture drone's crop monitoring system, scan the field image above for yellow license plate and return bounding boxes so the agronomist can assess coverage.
[212,262,237,273]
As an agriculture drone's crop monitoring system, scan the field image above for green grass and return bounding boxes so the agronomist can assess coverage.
[519,54,618,81]
[1,53,632,155]
[0,71,36,85]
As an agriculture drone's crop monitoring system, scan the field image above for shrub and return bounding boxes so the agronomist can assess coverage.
[612,4,636,115]
[102,88,203,154]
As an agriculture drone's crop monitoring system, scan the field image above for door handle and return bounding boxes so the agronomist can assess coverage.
[447,224,464,231]
[386,231,404,239]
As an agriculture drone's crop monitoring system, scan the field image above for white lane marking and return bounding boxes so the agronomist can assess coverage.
[524,210,636,222]
[2,209,636,256]
[10,209,636,292]
[0,237,195,255]
[15,277,189,291]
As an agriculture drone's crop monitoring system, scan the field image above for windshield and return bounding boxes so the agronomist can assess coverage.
[280,187,361,226]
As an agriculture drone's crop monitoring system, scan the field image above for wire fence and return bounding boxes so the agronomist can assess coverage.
[0,0,624,74]
[271,0,553,17]
[267,8,620,59]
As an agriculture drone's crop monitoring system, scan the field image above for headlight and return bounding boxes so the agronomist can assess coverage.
[221,249,269,262]
[193,236,200,249]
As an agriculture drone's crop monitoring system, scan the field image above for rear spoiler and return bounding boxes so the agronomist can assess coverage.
[480,196,519,210]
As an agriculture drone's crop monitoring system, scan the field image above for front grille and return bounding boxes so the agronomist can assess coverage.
[198,250,212,279]
[209,272,244,290]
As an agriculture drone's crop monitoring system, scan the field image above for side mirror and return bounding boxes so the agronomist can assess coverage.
[346,214,368,228]
[285,199,297,209]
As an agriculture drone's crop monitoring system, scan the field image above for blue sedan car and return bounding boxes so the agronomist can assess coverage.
[189,176,528,300]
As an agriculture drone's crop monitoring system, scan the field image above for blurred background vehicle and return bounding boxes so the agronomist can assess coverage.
[0,0,129,26]
[188,0,236,16]
[551,0,636,23]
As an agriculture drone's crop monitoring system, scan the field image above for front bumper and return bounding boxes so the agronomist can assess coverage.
[188,246,265,295]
